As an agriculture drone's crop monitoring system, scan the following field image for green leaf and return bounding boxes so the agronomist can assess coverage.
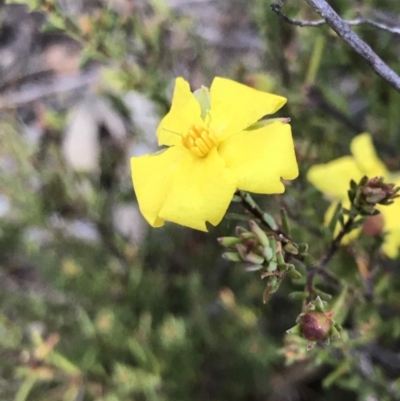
[328,202,342,237]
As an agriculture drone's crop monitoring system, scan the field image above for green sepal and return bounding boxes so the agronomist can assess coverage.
[286,324,302,335]
[193,86,211,120]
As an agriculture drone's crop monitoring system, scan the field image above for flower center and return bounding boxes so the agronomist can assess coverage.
[182,124,218,158]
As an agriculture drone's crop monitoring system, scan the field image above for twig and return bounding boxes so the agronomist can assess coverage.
[238,190,342,290]
[271,1,400,92]
[306,217,355,300]
[236,190,292,245]
[271,2,400,34]
[304,0,400,92]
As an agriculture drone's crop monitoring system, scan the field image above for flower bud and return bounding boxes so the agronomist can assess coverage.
[287,269,302,280]
[261,246,274,262]
[236,244,264,264]
[222,252,241,262]
[249,220,270,247]
[283,242,298,255]
[299,312,333,341]
[235,226,250,237]
[355,176,400,214]
[218,237,242,247]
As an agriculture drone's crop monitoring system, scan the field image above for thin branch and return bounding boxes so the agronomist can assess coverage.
[306,216,355,300]
[271,1,400,93]
[236,190,293,245]
[303,0,400,92]
[237,190,343,290]
[271,2,400,34]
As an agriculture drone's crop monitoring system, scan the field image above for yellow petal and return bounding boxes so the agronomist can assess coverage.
[209,77,287,141]
[131,146,187,227]
[159,148,237,231]
[378,200,400,258]
[350,133,388,178]
[157,78,203,146]
[307,156,363,200]
[218,122,298,193]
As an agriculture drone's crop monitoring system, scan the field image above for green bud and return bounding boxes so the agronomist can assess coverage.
[266,261,277,272]
[314,288,333,301]
[283,242,298,255]
[236,244,264,264]
[222,252,241,262]
[193,86,211,120]
[315,296,326,312]
[261,246,274,262]
[287,269,302,280]
[298,243,308,254]
[244,252,265,265]
[289,291,308,300]
[278,262,288,272]
[236,226,250,236]
[244,264,263,272]
[262,212,278,230]
[276,250,285,265]
[270,238,277,256]
[239,232,256,240]
[249,220,270,247]
[218,237,242,247]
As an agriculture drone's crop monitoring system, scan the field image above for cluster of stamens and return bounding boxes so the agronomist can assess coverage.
[182,124,218,158]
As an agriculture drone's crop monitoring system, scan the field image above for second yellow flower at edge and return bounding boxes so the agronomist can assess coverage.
[131,77,299,231]
[307,133,400,259]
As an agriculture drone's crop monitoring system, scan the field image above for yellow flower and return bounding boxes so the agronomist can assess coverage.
[307,133,400,258]
[131,77,298,231]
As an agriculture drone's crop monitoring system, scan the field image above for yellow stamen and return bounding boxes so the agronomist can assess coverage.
[182,124,218,158]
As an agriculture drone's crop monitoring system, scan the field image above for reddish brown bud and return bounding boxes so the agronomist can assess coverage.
[361,177,399,205]
[300,312,333,341]
[362,213,385,236]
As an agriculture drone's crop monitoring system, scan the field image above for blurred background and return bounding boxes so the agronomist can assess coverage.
[1,0,400,400]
